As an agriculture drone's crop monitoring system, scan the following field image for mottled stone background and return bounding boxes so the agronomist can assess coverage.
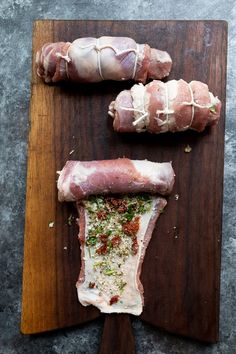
[0,1,235,353]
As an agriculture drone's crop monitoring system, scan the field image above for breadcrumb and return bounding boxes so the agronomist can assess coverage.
[184,145,192,153]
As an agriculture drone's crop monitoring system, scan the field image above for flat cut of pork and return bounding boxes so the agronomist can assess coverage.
[76,194,167,315]
[57,158,175,315]
[109,80,221,133]
[36,36,172,83]
[57,158,175,202]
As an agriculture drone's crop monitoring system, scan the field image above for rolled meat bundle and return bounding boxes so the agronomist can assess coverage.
[109,79,221,133]
[36,36,172,83]
[57,158,175,201]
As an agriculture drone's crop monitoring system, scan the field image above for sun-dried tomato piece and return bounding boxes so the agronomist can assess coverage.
[117,204,128,213]
[97,211,107,220]
[89,282,95,288]
[96,243,108,255]
[99,234,108,243]
[110,295,119,305]
[107,197,127,211]
[122,216,140,237]
[111,235,121,247]
[111,198,122,206]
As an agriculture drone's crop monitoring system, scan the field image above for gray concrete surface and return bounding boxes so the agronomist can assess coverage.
[0,1,235,353]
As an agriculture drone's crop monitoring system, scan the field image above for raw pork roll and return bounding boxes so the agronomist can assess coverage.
[57,158,175,201]
[109,80,221,133]
[36,36,172,83]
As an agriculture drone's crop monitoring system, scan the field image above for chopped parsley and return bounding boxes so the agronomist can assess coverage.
[86,236,97,246]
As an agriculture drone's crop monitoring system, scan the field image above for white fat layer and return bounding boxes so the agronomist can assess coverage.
[209,92,220,105]
[77,198,159,315]
[57,162,96,201]
[69,38,100,81]
[72,163,96,184]
[156,50,172,63]
[165,80,178,131]
[131,83,150,132]
[57,168,73,201]
[153,80,177,132]
[167,80,178,102]
[132,160,172,186]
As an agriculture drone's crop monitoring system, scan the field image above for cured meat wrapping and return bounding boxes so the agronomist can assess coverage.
[57,158,175,315]
[36,36,172,83]
[109,80,221,133]
[57,158,175,201]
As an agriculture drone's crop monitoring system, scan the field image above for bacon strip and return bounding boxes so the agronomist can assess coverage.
[109,80,221,133]
[36,37,172,83]
[57,158,175,202]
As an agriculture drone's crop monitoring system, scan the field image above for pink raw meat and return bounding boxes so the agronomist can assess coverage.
[36,36,172,83]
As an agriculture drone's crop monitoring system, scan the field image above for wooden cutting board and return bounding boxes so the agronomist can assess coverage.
[21,20,227,345]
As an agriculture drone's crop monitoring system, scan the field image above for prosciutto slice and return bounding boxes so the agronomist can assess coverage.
[109,80,221,133]
[57,158,175,201]
[36,37,172,83]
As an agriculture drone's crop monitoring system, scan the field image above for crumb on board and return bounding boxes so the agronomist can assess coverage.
[184,145,192,153]
[173,226,179,239]
[69,149,75,155]
[174,194,179,200]
[63,246,67,250]
[49,221,54,228]
[68,214,74,226]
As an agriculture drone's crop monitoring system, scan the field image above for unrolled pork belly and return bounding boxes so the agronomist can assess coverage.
[36,37,172,83]
[109,79,221,133]
[57,158,175,202]
[76,194,167,315]
[57,158,175,315]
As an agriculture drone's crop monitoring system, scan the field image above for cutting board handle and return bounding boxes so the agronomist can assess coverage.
[99,314,136,354]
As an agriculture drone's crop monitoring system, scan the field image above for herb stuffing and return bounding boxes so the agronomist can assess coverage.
[83,194,152,303]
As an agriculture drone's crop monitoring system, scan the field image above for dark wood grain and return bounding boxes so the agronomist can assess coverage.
[21,20,227,343]
[100,315,135,354]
